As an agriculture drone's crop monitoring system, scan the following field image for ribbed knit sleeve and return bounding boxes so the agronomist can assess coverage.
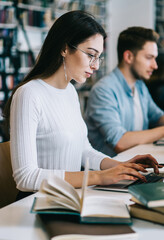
[10,84,65,191]
[82,138,108,171]
[71,84,109,171]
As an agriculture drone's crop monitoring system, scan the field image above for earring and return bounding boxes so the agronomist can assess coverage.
[63,57,68,82]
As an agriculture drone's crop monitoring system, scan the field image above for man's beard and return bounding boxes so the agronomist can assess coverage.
[130,65,143,80]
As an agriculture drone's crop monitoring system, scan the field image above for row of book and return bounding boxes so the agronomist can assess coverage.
[0,1,106,28]
[156,0,164,55]
[0,73,24,100]
[0,53,33,72]
[19,8,51,28]
[0,7,16,24]
[0,2,52,27]
[156,0,164,19]
[0,74,14,90]
[0,28,16,39]
[55,0,106,15]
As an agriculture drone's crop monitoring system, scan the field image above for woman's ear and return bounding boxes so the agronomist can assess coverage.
[61,45,68,57]
[123,50,134,64]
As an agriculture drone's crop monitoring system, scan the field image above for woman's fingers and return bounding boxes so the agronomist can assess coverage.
[158,164,164,168]
[118,164,147,182]
[120,162,147,172]
[118,173,146,182]
[129,154,158,165]
[100,158,161,186]
[127,154,161,174]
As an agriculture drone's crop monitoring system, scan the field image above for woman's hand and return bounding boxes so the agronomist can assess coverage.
[96,154,162,186]
[97,162,148,186]
[124,154,162,174]
[67,154,162,188]
[97,154,162,186]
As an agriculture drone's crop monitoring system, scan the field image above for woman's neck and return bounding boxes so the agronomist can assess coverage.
[43,65,69,89]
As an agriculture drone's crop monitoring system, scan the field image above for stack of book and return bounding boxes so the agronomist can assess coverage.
[128,182,164,225]
[31,161,138,239]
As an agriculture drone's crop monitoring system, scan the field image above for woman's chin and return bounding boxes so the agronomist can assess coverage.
[75,78,87,84]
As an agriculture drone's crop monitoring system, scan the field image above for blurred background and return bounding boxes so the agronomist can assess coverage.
[0,0,163,142]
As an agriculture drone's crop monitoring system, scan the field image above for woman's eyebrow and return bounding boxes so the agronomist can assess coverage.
[87,47,99,53]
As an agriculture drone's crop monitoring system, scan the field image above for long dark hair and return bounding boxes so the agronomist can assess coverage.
[3,10,107,135]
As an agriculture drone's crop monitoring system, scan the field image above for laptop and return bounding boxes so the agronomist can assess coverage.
[93,172,164,193]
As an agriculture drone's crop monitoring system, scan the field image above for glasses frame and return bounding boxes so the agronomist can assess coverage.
[70,45,104,67]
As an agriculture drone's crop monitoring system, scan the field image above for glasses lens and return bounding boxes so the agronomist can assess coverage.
[99,57,104,66]
[90,57,104,67]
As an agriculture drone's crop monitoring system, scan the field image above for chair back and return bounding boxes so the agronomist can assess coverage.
[0,141,18,208]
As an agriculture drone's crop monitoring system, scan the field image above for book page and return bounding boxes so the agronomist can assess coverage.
[33,197,65,211]
[45,175,80,209]
[131,196,164,214]
[40,180,80,210]
[51,233,138,240]
[33,196,79,212]
[80,158,89,211]
[46,194,80,212]
[81,196,130,218]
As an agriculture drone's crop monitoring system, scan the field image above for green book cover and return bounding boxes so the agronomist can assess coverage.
[128,182,164,208]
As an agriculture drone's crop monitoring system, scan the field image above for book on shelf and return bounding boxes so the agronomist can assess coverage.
[31,160,132,225]
[128,182,164,208]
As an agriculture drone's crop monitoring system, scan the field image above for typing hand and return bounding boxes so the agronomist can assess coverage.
[98,162,148,186]
[125,154,163,174]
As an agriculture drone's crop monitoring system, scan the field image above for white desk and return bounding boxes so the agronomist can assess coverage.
[114,143,164,164]
[0,143,164,240]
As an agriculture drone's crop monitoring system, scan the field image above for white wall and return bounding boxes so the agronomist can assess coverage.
[106,0,155,73]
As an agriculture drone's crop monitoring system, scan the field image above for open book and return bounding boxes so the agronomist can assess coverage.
[31,161,132,224]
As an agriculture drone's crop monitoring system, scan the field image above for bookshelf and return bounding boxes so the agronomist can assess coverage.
[0,1,18,140]
[146,0,164,111]
[0,0,109,141]
[155,0,164,52]
[0,0,55,141]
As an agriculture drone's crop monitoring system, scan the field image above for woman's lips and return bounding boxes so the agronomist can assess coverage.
[85,72,92,78]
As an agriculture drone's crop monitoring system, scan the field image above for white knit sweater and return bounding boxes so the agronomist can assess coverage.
[10,80,108,191]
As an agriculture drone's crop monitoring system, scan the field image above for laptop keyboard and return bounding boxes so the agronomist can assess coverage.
[128,172,163,187]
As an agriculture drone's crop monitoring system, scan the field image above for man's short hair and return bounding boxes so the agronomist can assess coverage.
[117,26,159,63]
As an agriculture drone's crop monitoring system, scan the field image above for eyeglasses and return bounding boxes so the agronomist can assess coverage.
[70,45,104,67]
